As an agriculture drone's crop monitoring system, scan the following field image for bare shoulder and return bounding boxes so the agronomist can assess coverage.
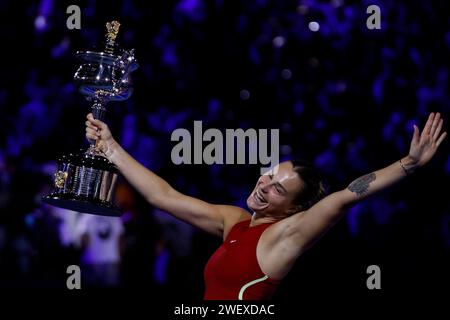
[257,212,307,280]
[262,190,348,246]
[261,212,306,244]
[218,205,251,241]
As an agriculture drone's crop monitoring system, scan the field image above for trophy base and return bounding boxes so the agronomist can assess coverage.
[43,149,122,217]
[43,193,122,217]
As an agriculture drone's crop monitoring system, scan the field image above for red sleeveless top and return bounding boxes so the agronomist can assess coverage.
[204,219,281,300]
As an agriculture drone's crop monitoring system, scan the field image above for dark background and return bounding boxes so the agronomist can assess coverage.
[0,0,449,307]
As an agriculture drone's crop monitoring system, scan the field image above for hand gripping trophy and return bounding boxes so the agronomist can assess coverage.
[43,21,138,216]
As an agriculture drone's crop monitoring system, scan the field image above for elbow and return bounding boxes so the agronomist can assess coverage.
[149,185,177,209]
[144,186,170,208]
[331,190,354,213]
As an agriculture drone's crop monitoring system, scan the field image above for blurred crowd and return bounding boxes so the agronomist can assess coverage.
[0,0,449,297]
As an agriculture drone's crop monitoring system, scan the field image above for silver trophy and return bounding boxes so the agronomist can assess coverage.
[43,21,138,216]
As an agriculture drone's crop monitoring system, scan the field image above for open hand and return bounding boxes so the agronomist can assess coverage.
[408,112,447,167]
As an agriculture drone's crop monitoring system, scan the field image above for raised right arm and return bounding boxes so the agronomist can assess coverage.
[85,113,245,237]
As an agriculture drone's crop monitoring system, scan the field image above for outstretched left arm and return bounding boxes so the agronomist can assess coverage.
[282,112,447,253]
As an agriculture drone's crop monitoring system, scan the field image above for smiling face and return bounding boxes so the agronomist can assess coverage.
[246,161,303,218]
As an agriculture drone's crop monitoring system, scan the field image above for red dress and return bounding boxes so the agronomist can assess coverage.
[204,219,281,300]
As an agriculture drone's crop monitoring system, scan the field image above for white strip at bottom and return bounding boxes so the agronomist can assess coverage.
[238,275,269,300]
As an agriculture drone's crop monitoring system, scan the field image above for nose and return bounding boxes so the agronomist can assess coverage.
[259,180,269,193]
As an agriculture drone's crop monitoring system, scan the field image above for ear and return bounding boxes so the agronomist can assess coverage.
[286,204,303,216]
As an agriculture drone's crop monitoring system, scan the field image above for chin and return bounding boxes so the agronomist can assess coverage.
[246,195,255,211]
[246,195,259,212]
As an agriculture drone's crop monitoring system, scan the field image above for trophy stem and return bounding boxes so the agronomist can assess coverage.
[87,92,109,155]
[91,95,107,122]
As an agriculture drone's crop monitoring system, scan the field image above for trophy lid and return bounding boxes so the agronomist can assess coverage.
[73,21,138,101]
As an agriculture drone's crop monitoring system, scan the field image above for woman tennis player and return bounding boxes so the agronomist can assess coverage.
[86,112,446,300]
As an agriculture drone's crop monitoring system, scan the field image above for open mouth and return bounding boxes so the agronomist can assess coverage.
[253,189,267,205]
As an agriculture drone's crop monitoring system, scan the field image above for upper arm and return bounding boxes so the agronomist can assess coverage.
[283,167,404,249]
[156,188,247,237]
[280,189,353,253]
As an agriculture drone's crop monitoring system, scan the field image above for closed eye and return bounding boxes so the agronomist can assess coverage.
[268,174,284,193]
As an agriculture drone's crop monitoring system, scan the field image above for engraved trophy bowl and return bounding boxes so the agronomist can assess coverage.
[43,21,138,216]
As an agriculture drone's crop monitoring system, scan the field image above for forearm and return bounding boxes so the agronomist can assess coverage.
[292,113,446,251]
[106,140,173,206]
[342,155,419,206]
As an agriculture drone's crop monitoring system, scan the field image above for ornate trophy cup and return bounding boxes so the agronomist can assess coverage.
[43,21,138,216]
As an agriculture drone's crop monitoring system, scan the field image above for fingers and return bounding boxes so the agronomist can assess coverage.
[87,113,106,130]
[86,134,98,141]
[429,112,441,137]
[436,131,447,147]
[432,118,443,140]
[85,120,99,131]
[412,124,420,145]
[423,112,435,135]
[427,111,446,147]
[86,127,100,140]
[85,112,101,139]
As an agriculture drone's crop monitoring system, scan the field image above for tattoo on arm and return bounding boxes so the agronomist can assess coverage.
[347,173,376,197]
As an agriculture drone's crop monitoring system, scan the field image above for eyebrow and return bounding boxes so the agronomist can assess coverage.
[275,181,287,193]
[268,171,287,193]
